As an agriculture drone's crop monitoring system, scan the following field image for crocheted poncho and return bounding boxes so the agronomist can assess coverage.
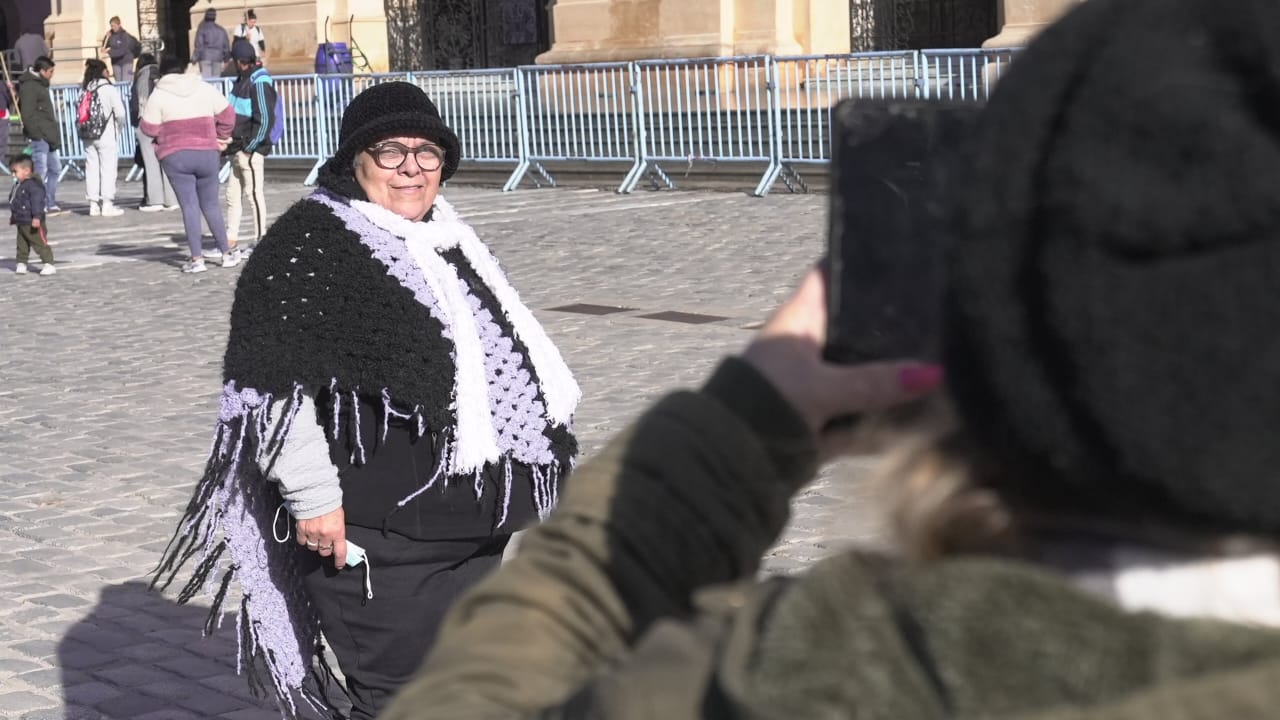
[152,188,580,717]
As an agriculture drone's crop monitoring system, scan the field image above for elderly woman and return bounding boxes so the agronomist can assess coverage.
[153,82,579,719]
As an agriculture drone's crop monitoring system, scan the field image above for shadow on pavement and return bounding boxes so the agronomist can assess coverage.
[58,580,284,719]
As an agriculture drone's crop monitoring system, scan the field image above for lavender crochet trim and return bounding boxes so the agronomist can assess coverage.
[152,382,336,719]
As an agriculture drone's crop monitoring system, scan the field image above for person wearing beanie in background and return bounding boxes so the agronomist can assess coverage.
[223,40,274,252]
[151,81,579,720]
[233,9,267,62]
[138,57,236,273]
[192,7,230,80]
[404,0,1280,718]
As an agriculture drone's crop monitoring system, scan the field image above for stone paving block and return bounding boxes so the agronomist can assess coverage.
[0,658,42,676]
[57,644,116,671]
[26,593,91,610]
[0,691,58,714]
[13,667,60,690]
[160,653,236,681]
[61,680,123,707]
[136,708,206,720]
[174,686,255,715]
[93,690,172,718]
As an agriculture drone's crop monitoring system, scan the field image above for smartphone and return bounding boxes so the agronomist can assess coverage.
[824,99,981,365]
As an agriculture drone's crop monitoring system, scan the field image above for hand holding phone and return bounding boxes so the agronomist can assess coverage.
[824,99,980,365]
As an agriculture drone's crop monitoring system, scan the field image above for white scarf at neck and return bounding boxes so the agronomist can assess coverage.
[349,195,580,473]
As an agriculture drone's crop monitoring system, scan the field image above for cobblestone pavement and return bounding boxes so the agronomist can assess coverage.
[0,174,884,718]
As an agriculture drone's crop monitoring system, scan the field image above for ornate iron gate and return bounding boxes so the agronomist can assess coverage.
[385,0,549,71]
[849,0,997,51]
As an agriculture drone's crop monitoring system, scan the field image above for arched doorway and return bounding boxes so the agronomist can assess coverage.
[386,0,551,71]
[849,0,998,51]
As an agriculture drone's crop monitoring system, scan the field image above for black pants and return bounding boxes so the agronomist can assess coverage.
[300,525,510,720]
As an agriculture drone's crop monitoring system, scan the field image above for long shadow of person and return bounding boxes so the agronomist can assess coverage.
[57,581,301,719]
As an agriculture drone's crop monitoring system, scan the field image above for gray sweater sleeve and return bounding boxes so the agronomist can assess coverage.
[258,392,343,519]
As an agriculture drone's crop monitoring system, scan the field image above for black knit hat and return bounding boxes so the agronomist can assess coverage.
[945,0,1280,533]
[318,81,461,190]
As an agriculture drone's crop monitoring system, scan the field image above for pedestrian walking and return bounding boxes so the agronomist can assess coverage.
[101,16,140,82]
[152,81,580,720]
[224,41,274,250]
[233,9,267,61]
[9,155,55,275]
[193,8,230,80]
[130,53,176,211]
[13,24,48,73]
[138,57,237,273]
[18,57,63,215]
[78,59,126,217]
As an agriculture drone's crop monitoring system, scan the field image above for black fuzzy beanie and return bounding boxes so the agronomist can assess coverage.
[945,0,1280,533]
[316,81,461,198]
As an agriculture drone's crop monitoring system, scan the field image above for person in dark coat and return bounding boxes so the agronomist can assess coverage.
[100,16,140,82]
[13,25,48,73]
[192,8,230,79]
[17,57,62,215]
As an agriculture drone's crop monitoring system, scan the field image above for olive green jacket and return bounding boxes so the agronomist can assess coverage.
[382,359,1280,720]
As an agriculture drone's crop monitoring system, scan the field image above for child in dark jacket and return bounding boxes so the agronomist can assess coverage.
[10,154,55,275]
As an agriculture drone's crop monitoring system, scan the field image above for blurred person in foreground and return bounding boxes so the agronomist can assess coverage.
[380,0,1280,717]
[151,81,578,719]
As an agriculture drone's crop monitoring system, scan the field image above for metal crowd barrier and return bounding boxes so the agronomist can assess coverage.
[514,61,638,192]
[28,48,1019,197]
[629,56,776,195]
[918,48,1019,101]
[406,68,524,189]
[765,50,918,193]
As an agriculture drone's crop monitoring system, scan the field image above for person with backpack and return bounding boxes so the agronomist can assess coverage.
[193,8,230,80]
[224,40,276,251]
[131,53,175,212]
[79,59,126,217]
[18,57,63,215]
[101,16,141,82]
[233,9,267,62]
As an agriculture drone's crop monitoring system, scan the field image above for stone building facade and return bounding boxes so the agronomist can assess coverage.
[1,0,1077,78]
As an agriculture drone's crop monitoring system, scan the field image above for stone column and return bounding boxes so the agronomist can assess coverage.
[984,0,1079,49]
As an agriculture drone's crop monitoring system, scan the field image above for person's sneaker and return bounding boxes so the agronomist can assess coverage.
[88,202,101,217]
[100,203,124,217]
[39,263,56,276]
[181,258,207,274]
[204,248,223,259]
[138,204,165,212]
[238,243,255,258]
[221,248,242,268]
[47,205,66,216]
[14,262,27,274]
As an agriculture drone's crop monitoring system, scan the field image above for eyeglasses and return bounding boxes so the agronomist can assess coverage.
[365,142,444,172]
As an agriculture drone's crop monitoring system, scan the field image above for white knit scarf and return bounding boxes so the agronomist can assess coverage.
[348,195,581,473]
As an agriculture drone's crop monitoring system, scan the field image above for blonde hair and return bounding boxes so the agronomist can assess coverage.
[874,399,1276,562]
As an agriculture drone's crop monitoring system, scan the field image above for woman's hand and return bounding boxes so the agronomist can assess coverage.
[296,506,348,569]
[742,268,943,458]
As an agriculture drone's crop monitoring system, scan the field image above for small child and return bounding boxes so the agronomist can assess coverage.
[9,154,55,275]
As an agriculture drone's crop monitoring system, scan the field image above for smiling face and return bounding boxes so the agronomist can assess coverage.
[353,135,444,222]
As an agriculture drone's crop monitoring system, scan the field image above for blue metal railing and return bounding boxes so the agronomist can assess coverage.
[33,49,1020,196]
